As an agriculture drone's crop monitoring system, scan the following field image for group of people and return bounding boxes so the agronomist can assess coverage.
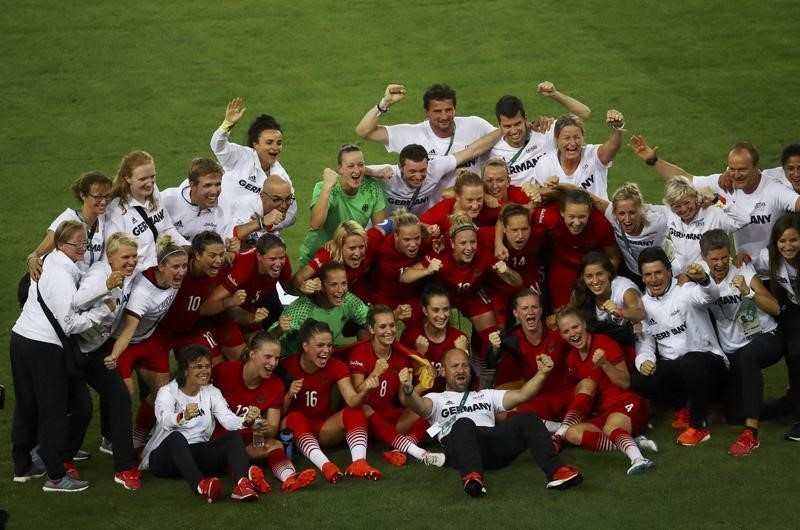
[9,81,800,501]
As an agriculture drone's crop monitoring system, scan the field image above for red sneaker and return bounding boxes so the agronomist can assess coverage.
[671,407,690,429]
[321,462,343,484]
[382,450,407,467]
[64,461,80,480]
[114,467,142,491]
[281,469,317,492]
[247,465,271,494]
[676,427,711,446]
[345,459,381,481]
[728,429,759,456]
[231,477,259,502]
[462,471,487,498]
[197,477,221,503]
[546,464,583,489]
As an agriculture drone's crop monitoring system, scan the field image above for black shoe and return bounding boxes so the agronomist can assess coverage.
[784,422,800,441]
[462,472,487,498]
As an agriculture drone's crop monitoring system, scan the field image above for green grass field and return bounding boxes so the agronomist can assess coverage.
[2,0,800,528]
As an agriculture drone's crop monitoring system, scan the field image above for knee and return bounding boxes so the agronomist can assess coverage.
[450,417,477,436]
[564,427,582,445]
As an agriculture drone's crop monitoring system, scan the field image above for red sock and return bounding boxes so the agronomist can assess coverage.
[284,412,328,470]
[369,413,415,453]
[609,427,639,457]
[406,418,429,445]
[562,392,593,428]
[579,430,616,451]
[342,407,368,461]
[135,400,156,430]
[266,447,295,482]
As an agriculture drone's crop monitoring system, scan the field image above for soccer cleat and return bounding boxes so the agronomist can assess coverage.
[248,465,271,494]
[281,469,317,492]
[73,450,91,461]
[676,427,711,446]
[551,433,564,453]
[322,462,343,484]
[64,461,80,480]
[345,459,382,481]
[382,450,407,467]
[728,429,760,456]
[785,422,800,441]
[197,477,222,503]
[546,464,583,489]
[114,467,143,491]
[99,437,114,456]
[635,435,659,453]
[626,457,655,475]
[421,452,446,467]
[462,472,487,498]
[671,407,691,429]
[42,475,89,492]
[231,477,259,502]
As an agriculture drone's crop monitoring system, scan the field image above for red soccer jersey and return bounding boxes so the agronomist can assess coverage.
[347,341,411,412]
[372,233,432,307]
[420,198,500,233]
[477,226,545,296]
[510,327,569,392]
[537,204,616,268]
[159,259,227,334]
[281,355,350,421]
[308,227,383,302]
[421,244,495,301]
[399,323,464,368]
[222,248,293,312]
[565,333,627,411]
[211,360,284,443]
[502,185,532,206]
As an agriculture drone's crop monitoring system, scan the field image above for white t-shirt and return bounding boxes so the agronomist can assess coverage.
[222,193,285,243]
[594,276,640,325]
[385,116,495,186]
[763,166,790,190]
[161,185,224,241]
[425,389,506,441]
[665,205,749,274]
[48,208,107,270]
[116,268,178,344]
[704,262,777,353]
[754,247,798,305]
[370,155,457,216]
[210,128,297,226]
[488,125,555,186]
[533,144,611,200]
[604,203,669,275]
[693,173,798,259]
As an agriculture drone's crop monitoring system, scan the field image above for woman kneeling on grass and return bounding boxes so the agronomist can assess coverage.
[139,345,268,503]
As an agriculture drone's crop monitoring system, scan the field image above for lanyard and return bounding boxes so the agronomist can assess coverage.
[443,123,456,156]
[507,131,531,165]
[74,209,99,266]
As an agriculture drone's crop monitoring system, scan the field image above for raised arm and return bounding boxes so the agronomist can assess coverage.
[502,354,553,410]
[537,81,591,120]
[211,98,248,164]
[398,367,434,418]
[597,110,625,165]
[628,135,693,180]
[452,128,503,167]
[399,259,442,283]
[354,84,407,144]
[309,169,339,230]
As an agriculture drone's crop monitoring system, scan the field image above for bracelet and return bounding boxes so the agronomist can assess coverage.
[610,122,626,131]
[377,98,389,114]
[257,216,265,231]
[645,154,659,166]
[220,119,236,132]
[743,288,756,299]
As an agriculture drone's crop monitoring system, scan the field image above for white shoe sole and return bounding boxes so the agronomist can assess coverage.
[42,483,89,492]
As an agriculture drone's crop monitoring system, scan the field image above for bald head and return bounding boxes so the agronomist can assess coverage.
[442,348,471,392]
[261,175,293,213]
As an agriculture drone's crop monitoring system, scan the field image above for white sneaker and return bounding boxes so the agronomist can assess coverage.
[421,452,446,467]
[626,457,655,476]
[635,435,659,453]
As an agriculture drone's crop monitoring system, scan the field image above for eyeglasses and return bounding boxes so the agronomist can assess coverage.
[63,240,89,250]
[189,363,212,370]
[262,194,295,205]
[88,193,113,203]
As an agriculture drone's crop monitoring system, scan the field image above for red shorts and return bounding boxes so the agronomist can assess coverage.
[114,335,170,378]
[547,263,577,310]
[210,318,245,348]
[514,384,574,422]
[585,393,649,436]
[452,288,493,319]
[374,407,404,425]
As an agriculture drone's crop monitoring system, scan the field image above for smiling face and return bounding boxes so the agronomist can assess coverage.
[369,312,396,347]
[582,263,612,298]
[557,314,590,352]
[194,243,226,278]
[512,293,543,334]
[248,342,280,380]
[189,173,222,209]
[395,224,422,259]
[425,99,456,137]
[784,155,800,192]
[703,247,730,282]
[342,234,367,269]
[261,177,293,215]
[561,202,590,235]
[451,228,477,264]
[107,243,138,277]
[483,165,510,200]
[58,231,88,263]
[158,254,189,289]
[777,227,800,262]
[423,294,451,330]
[499,111,528,148]
[641,260,672,297]
[442,349,471,392]
[127,162,156,202]
[338,150,365,192]
[252,129,283,168]
[322,269,348,307]
[727,149,760,192]
[301,331,334,370]
[456,185,484,219]
[503,213,531,251]
[400,158,428,189]
[556,124,585,164]
[669,195,700,224]
[257,246,287,278]
[82,182,113,217]
[613,198,644,235]
[184,355,212,388]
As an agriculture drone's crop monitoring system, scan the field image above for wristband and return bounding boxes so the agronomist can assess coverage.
[645,154,659,166]
[610,122,626,131]
[257,216,265,231]
[376,218,394,234]
[377,98,389,114]
[220,119,236,132]
[743,288,756,299]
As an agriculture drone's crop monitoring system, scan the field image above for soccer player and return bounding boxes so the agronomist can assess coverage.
[632,247,728,446]
[489,83,591,186]
[419,169,501,233]
[699,229,783,455]
[213,332,316,491]
[211,97,297,231]
[281,320,382,483]
[481,157,539,209]
[400,348,583,497]
[298,145,387,266]
[537,188,620,309]
[355,83,495,182]
[348,305,445,467]
[532,111,626,200]
[161,158,224,241]
[554,307,655,475]
[224,174,294,245]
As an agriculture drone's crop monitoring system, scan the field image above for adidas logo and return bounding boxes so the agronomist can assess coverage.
[429,149,436,155]
[174,220,183,227]
[248,174,257,182]
[131,217,138,224]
